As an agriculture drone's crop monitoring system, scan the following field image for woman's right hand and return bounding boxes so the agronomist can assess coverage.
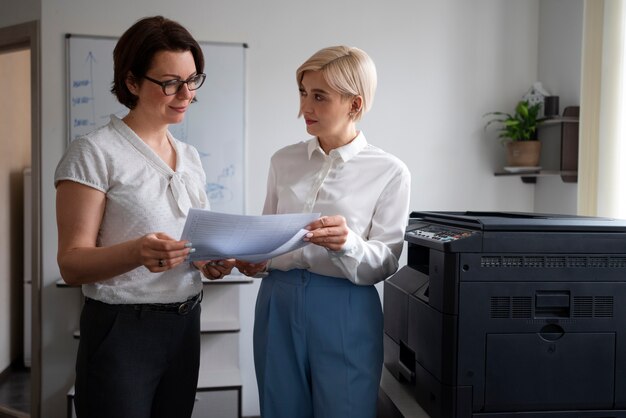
[137,232,194,272]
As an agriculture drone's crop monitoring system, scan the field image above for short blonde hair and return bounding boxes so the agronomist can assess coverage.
[296,46,377,121]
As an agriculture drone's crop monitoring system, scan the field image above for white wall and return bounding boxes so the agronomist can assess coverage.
[0,0,40,28]
[22,0,582,416]
[534,0,583,214]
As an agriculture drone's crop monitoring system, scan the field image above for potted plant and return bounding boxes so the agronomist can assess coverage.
[484,100,543,167]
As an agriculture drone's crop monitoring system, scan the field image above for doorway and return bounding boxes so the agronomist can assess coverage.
[0,45,31,417]
[0,21,41,418]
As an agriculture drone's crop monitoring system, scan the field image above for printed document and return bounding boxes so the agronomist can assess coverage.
[181,209,321,263]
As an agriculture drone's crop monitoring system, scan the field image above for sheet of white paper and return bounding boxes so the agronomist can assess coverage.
[181,209,321,263]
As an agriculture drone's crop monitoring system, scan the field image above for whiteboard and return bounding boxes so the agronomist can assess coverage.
[66,34,246,214]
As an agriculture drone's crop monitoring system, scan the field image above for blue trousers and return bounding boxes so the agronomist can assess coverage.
[254,269,383,418]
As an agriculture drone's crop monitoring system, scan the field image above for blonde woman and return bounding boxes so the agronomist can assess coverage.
[238,46,411,417]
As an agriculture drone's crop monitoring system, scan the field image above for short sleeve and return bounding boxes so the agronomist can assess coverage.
[54,137,109,193]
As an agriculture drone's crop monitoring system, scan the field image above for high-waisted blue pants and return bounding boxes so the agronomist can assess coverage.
[253,269,383,418]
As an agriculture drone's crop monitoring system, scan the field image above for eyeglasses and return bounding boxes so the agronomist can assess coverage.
[143,73,206,96]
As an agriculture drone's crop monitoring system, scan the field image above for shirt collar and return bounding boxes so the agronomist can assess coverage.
[306,131,368,162]
[111,114,179,174]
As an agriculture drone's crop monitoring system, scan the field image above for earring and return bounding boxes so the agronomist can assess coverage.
[349,112,355,117]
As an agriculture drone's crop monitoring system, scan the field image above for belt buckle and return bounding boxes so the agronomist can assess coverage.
[178,292,201,315]
[178,301,191,315]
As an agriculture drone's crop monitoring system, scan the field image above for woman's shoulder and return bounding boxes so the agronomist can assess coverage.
[271,138,312,160]
[65,122,118,156]
[73,119,123,147]
[362,143,410,174]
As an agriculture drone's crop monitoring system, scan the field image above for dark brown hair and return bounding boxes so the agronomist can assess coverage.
[111,16,204,109]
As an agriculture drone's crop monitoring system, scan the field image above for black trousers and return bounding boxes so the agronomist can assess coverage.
[74,297,201,418]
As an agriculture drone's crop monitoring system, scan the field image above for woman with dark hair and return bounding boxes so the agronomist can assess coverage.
[54,16,233,418]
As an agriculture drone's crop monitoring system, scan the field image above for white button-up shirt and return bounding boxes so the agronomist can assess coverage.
[264,132,411,285]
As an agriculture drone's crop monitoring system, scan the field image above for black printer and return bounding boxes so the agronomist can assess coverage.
[384,211,626,418]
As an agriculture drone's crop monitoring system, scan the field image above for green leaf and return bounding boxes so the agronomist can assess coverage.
[483,99,541,142]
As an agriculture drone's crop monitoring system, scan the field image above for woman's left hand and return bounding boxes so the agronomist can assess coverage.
[304,215,349,251]
[194,259,236,280]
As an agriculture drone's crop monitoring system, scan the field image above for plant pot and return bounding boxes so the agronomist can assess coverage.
[506,141,541,167]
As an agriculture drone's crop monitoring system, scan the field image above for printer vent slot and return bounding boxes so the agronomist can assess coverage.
[609,257,626,268]
[573,296,614,318]
[546,257,567,268]
[594,296,614,318]
[568,256,587,268]
[573,296,593,317]
[480,255,626,269]
[512,297,532,318]
[490,297,510,318]
[589,257,608,268]
[481,256,501,267]
[490,297,532,319]
[503,256,523,267]
[524,256,545,268]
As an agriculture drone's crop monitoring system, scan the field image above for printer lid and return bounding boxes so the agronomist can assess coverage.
[410,211,626,232]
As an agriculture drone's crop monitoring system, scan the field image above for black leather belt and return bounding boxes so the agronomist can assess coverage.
[141,291,203,315]
[87,291,203,316]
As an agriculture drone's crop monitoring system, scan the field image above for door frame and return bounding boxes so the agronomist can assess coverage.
[0,21,41,418]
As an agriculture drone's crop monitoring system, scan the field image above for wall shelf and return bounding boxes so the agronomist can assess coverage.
[494,169,578,184]
[494,106,579,183]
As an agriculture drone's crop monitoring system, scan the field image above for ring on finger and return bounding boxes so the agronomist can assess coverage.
[158,259,165,268]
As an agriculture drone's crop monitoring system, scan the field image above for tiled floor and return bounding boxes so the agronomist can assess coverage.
[0,366,30,417]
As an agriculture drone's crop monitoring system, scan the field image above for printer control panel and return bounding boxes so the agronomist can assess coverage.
[407,223,474,243]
